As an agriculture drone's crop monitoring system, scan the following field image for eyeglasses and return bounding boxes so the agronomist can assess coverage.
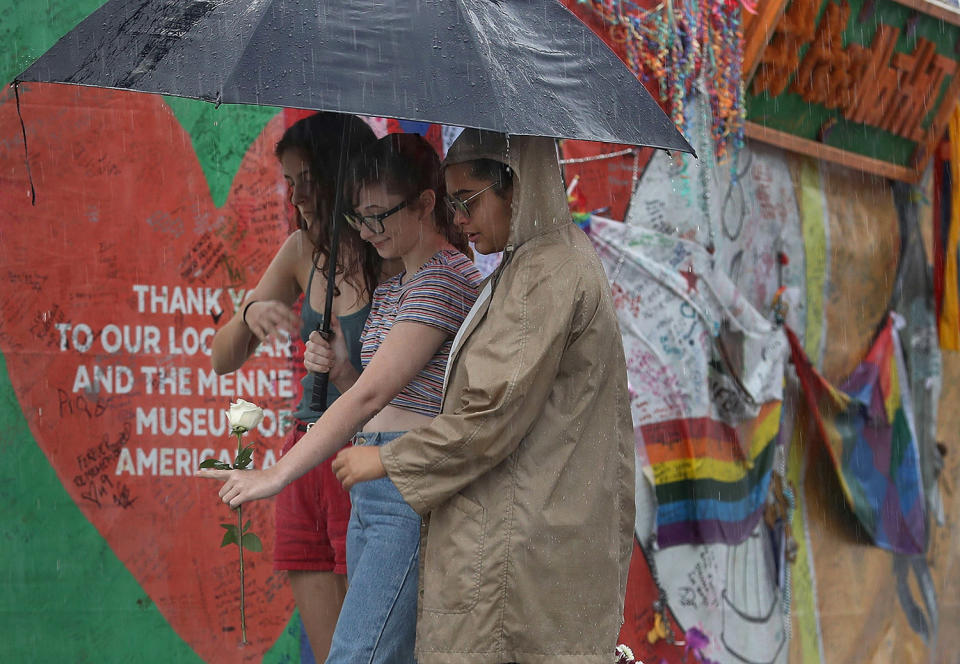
[444,182,497,218]
[343,199,411,235]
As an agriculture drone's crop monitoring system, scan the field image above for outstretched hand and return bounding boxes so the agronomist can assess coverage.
[197,467,285,508]
[332,446,386,490]
[244,300,300,345]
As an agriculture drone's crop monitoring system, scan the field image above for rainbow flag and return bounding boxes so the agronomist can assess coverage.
[644,402,783,548]
[787,318,925,554]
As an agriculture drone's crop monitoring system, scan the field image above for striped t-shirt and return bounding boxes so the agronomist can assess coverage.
[361,248,483,417]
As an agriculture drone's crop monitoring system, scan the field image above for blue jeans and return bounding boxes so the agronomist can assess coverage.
[326,431,420,664]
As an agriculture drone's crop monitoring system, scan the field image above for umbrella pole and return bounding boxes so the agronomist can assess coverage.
[310,123,353,413]
[309,217,340,411]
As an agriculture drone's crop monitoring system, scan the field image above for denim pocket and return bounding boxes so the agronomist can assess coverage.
[421,493,485,614]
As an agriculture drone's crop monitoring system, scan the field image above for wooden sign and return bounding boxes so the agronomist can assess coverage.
[744,0,960,182]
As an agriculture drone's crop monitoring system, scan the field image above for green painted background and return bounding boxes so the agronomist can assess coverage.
[0,2,302,661]
[746,0,960,166]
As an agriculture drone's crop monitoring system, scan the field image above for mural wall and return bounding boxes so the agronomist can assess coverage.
[589,97,960,664]
[3,3,959,664]
[0,83,304,662]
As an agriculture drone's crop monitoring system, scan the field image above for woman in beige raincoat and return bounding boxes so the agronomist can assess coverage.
[334,129,636,664]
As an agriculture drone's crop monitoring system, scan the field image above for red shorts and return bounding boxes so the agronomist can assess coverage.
[273,423,352,574]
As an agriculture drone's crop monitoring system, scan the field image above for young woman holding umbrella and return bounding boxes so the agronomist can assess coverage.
[209,112,379,661]
[202,132,483,663]
[332,129,637,664]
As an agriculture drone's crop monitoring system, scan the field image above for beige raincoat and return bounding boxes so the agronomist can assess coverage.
[379,130,635,664]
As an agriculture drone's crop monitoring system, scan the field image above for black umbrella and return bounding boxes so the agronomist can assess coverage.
[15,0,694,408]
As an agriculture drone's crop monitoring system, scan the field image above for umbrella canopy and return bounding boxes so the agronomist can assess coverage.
[14,0,695,410]
[16,0,693,154]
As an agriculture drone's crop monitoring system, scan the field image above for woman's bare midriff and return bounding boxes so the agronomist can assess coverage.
[362,404,433,433]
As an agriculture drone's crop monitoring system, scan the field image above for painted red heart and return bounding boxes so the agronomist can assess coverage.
[0,84,299,662]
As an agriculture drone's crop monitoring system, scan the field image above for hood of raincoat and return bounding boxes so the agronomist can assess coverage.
[380,129,636,663]
[443,128,572,253]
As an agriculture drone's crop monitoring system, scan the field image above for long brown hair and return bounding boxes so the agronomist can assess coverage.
[275,113,379,298]
[346,133,471,257]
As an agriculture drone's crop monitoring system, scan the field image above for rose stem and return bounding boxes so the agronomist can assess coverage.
[236,431,247,645]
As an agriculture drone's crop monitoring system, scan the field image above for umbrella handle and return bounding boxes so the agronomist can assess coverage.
[310,365,331,413]
[309,324,335,412]
[309,117,353,415]
[309,216,340,413]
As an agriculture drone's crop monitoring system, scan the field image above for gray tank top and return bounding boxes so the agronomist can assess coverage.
[292,264,371,422]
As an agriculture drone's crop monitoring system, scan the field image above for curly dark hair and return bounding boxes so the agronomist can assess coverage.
[346,133,471,258]
[275,112,379,300]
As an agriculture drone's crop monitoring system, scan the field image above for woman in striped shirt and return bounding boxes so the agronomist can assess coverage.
[201,133,482,663]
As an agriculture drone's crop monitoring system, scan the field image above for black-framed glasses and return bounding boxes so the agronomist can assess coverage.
[444,182,497,218]
[343,199,411,234]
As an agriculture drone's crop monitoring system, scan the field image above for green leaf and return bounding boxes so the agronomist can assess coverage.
[198,458,231,470]
[241,533,263,552]
[234,444,254,470]
[220,529,237,548]
[219,523,238,532]
[242,520,252,533]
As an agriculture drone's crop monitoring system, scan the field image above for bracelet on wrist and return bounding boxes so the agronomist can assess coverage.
[241,300,258,327]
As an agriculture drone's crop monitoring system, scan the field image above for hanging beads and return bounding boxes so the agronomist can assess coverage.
[576,0,746,167]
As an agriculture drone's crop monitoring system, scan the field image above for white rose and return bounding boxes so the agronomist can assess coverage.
[227,399,264,434]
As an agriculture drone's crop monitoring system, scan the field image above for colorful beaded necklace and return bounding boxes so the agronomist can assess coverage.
[576,0,747,172]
